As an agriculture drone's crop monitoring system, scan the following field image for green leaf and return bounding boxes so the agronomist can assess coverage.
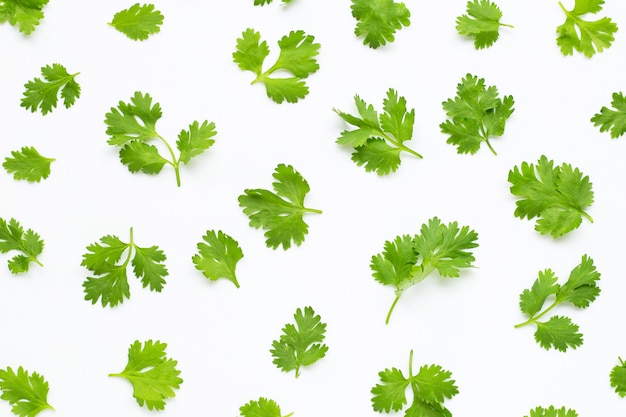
[3,146,54,182]
[508,155,594,238]
[519,269,560,317]
[556,0,617,57]
[105,91,162,145]
[81,228,168,307]
[119,142,168,174]
[351,0,411,48]
[176,121,217,165]
[557,254,600,307]
[0,366,53,417]
[370,235,417,287]
[0,0,49,34]
[371,368,409,412]
[109,3,164,41]
[440,73,514,155]
[0,218,44,274]
[412,364,459,405]
[21,63,80,115]
[526,405,579,417]
[270,306,328,378]
[239,397,291,417]
[233,28,320,103]
[192,230,244,288]
[610,357,626,397]
[591,91,626,138]
[109,340,182,411]
[456,0,512,49]
[534,316,583,352]
[238,164,321,250]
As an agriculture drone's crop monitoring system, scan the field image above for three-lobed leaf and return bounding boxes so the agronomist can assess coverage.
[109,3,164,41]
[192,230,244,288]
[0,0,49,34]
[109,340,182,411]
[0,366,53,417]
[0,218,44,274]
[351,0,411,48]
[21,63,80,115]
[556,0,618,57]
[456,0,513,49]
[591,92,626,138]
[3,146,54,182]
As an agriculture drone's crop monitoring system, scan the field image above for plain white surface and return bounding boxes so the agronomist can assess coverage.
[1,0,626,415]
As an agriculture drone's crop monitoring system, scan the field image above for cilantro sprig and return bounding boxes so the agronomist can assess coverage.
[610,357,626,397]
[0,366,54,417]
[525,406,578,417]
[508,155,594,238]
[456,0,513,49]
[515,255,600,352]
[0,0,49,34]
[270,306,328,378]
[233,28,320,103]
[556,0,618,57]
[3,147,54,182]
[105,91,217,187]
[21,64,80,115]
[371,350,458,417]
[239,164,322,250]
[239,397,293,417]
[334,88,422,175]
[351,0,411,49]
[371,217,478,324]
[0,218,44,274]
[591,92,626,138]
[440,73,514,155]
[253,0,294,5]
[81,227,168,307]
[109,3,163,41]
[192,230,244,288]
[109,340,182,411]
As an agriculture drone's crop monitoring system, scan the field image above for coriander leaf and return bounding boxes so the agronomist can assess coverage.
[334,89,421,175]
[515,255,599,351]
[270,306,328,378]
[371,217,478,324]
[440,73,514,155]
[0,366,53,417]
[238,164,322,250]
[0,218,44,274]
[351,0,410,48]
[591,92,626,138]
[81,227,168,307]
[456,0,513,49]
[0,0,48,34]
[239,397,293,417]
[109,3,163,41]
[192,230,244,288]
[233,28,320,103]
[109,340,182,411]
[508,155,594,238]
[526,405,578,417]
[556,0,617,57]
[610,357,626,397]
[3,146,54,182]
[21,63,80,115]
[372,350,458,417]
[253,0,294,5]
[105,91,217,186]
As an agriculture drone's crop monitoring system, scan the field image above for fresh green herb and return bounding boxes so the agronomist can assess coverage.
[21,64,80,115]
[371,217,478,324]
[508,155,594,238]
[0,0,48,34]
[109,3,163,41]
[525,406,578,417]
[240,397,293,417]
[233,28,320,103]
[0,218,44,274]
[591,92,626,138]
[109,340,182,411]
[253,0,293,5]
[104,91,217,187]
[371,350,458,417]
[192,230,244,288]
[440,73,514,155]
[351,0,410,48]
[610,357,626,397]
[456,0,513,49]
[3,147,54,182]
[270,306,328,378]
[515,255,600,352]
[0,366,53,417]
[238,164,322,250]
[333,88,421,175]
[81,227,168,307]
[556,0,617,57]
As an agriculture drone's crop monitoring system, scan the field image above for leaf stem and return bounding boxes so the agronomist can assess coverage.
[382,132,423,159]
[156,134,181,187]
[303,207,323,214]
[408,349,414,378]
[485,139,497,156]
[514,299,559,328]
[581,211,594,223]
[385,295,401,325]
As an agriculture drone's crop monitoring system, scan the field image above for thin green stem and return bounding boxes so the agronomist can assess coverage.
[485,139,497,156]
[581,211,594,223]
[500,23,514,29]
[557,1,568,15]
[381,132,423,159]
[302,207,323,214]
[385,294,402,325]
[408,349,414,378]
[156,133,181,187]
[514,300,560,328]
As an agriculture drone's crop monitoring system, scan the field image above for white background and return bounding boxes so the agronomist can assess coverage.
[1,0,626,415]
